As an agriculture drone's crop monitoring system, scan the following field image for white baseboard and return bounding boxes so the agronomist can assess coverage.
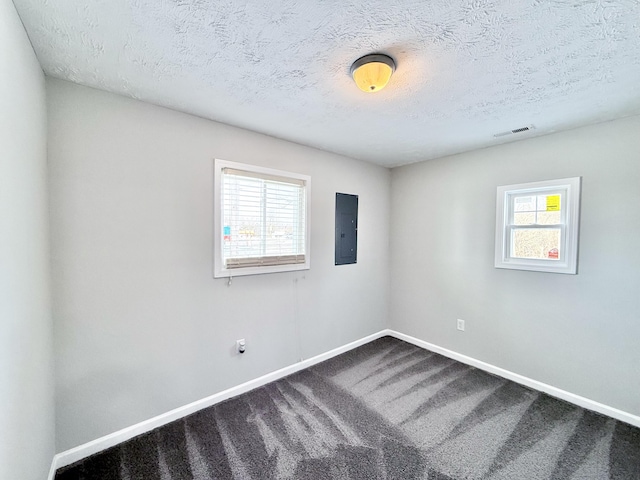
[387,330,640,428]
[50,330,389,477]
[49,328,640,478]
[47,457,58,480]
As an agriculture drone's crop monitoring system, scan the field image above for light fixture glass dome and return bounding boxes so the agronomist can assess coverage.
[350,54,396,93]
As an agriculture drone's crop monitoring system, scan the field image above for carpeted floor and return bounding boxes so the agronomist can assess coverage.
[56,336,640,479]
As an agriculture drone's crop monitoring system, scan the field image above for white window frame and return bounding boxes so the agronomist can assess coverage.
[214,159,311,278]
[495,177,581,274]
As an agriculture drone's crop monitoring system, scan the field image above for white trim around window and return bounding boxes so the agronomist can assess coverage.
[495,177,581,274]
[213,159,311,278]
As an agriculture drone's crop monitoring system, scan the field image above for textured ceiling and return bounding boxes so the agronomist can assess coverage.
[13,0,640,167]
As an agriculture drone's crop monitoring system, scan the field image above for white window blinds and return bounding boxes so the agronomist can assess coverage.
[221,167,307,270]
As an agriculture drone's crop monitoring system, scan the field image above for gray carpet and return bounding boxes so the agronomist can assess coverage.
[56,337,640,479]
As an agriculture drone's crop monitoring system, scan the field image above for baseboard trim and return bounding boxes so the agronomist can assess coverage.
[51,330,389,475]
[47,456,59,480]
[387,329,640,428]
[49,327,640,477]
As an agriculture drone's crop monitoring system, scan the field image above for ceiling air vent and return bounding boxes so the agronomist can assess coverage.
[494,125,535,138]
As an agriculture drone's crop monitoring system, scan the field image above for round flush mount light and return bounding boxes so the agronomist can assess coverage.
[350,54,396,93]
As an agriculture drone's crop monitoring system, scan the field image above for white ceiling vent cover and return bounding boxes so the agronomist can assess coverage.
[494,125,536,138]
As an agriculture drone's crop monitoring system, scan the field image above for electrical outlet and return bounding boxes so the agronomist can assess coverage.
[457,319,465,331]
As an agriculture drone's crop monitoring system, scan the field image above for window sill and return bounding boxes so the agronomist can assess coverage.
[214,262,310,278]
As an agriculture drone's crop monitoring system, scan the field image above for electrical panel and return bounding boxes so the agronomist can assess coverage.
[335,193,358,265]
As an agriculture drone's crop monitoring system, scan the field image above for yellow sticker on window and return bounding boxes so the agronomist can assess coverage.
[546,195,560,211]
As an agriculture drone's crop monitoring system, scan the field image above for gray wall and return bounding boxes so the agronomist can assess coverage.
[47,78,390,451]
[390,115,640,417]
[0,0,55,478]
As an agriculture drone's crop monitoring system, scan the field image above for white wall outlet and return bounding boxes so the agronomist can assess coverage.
[236,338,246,354]
[457,319,465,331]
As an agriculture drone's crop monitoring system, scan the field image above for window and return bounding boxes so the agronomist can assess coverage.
[495,177,581,274]
[214,159,310,278]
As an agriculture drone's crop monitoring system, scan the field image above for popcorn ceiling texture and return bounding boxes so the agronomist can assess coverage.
[13,0,640,167]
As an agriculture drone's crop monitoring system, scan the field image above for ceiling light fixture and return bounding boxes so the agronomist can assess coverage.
[350,54,396,93]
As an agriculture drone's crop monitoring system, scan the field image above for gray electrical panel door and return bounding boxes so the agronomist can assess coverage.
[335,193,358,265]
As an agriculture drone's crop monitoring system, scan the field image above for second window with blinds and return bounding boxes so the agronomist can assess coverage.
[214,159,310,278]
